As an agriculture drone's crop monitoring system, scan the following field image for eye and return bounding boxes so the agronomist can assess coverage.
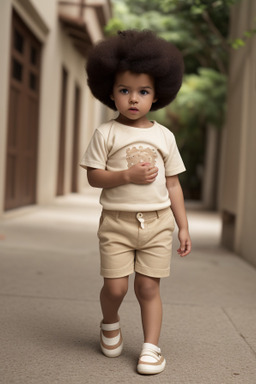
[140,89,149,96]
[119,88,128,95]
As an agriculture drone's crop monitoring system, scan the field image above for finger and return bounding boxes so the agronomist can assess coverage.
[149,166,158,173]
[187,242,192,254]
[146,172,158,182]
[177,242,192,257]
[180,249,190,257]
[140,162,151,167]
[148,167,158,177]
[179,240,186,253]
[178,240,189,252]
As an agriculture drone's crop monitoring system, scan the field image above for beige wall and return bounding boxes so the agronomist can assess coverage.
[219,0,256,266]
[0,0,111,216]
[0,1,12,216]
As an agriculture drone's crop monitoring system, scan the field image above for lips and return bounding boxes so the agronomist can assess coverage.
[129,107,139,112]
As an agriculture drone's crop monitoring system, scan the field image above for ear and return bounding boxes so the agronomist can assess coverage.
[110,94,115,101]
[153,97,158,103]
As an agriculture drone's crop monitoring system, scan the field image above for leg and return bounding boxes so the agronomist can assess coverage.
[134,273,162,346]
[135,273,166,374]
[100,276,128,337]
[99,276,128,357]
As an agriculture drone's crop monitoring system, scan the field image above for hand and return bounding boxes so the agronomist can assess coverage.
[177,228,191,257]
[126,162,158,184]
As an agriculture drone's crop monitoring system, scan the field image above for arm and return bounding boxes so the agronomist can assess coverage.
[87,162,158,189]
[166,175,192,257]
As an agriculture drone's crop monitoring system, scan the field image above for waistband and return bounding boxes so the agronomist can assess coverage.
[102,207,171,221]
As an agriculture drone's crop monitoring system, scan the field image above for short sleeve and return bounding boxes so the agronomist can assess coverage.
[164,134,186,176]
[80,129,107,170]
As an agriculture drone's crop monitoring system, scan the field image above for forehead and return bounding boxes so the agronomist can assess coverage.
[114,71,154,88]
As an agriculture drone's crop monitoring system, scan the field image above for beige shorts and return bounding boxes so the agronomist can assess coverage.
[97,207,175,279]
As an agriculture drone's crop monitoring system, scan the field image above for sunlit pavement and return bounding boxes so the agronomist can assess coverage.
[0,190,256,384]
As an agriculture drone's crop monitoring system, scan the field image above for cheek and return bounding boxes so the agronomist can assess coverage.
[115,98,126,108]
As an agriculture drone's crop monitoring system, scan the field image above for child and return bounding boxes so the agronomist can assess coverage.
[80,30,191,375]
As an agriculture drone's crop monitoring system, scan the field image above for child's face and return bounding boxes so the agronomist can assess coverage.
[111,71,157,126]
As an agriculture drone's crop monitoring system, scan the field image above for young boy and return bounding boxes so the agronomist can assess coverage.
[80,30,191,375]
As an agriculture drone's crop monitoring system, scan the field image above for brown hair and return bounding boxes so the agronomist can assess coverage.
[86,29,184,111]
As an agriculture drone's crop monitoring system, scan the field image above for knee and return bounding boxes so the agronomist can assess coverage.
[134,276,159,302]
[103,279,128,301]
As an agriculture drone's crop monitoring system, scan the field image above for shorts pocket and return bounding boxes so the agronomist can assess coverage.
[97,213,109,238]
[162,208,175,233]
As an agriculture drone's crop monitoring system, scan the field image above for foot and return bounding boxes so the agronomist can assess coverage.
[137,343,166,375]
[100,320,123,358]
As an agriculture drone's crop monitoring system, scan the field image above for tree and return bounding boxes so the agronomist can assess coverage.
[150,68,227,200]
[106,0,236,73]
[105,0,242,201]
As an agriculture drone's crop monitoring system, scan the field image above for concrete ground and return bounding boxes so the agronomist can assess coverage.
[0,190,256,384]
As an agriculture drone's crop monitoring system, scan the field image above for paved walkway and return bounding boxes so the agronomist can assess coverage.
[0,190,256,384]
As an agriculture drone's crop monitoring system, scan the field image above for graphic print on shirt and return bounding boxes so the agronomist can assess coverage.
[126,146,157,168]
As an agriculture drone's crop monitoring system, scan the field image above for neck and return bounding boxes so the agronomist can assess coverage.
[115,114,154,128]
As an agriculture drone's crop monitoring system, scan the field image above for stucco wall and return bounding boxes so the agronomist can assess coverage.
[219,0,256,266]
[0,1,12,216]
[0,0,110,216]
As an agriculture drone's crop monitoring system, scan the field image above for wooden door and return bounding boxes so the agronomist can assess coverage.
[71,85,81,193]
[56,67,68,196]
[5,11,41,211]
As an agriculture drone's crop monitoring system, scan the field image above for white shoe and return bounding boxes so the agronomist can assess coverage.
[100,320,123,358]
[137,343,166,375]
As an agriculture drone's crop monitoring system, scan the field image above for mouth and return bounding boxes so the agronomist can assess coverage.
[129,107,139,112]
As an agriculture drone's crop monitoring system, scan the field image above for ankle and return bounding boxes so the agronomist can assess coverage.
[100,318,123,358]
[142,342,161,353]
[144,338,160,347]
[101,318,120,338]
[102,317,119,325]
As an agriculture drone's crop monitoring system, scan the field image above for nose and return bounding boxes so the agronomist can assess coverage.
[129,92,138,104]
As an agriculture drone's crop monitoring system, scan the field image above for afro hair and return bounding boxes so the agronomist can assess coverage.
[86,29,184,111]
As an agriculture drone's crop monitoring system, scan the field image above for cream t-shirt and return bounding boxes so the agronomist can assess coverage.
[80,120,185,211]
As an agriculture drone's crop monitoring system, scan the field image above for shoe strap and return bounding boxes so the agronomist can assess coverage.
[140,349,161,360]
[100,321,120,331]
[101,331,121,346]
[140,344,162,363]
[141,343,161,354]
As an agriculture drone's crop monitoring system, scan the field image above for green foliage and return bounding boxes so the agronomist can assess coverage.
[149,69,227,198]
[105,0,245,199]
[230,18,256,49]
[107,0,232,74]
[171,69,227,127]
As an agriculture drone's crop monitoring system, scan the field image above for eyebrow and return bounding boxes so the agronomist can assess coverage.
[117,84,153,89]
